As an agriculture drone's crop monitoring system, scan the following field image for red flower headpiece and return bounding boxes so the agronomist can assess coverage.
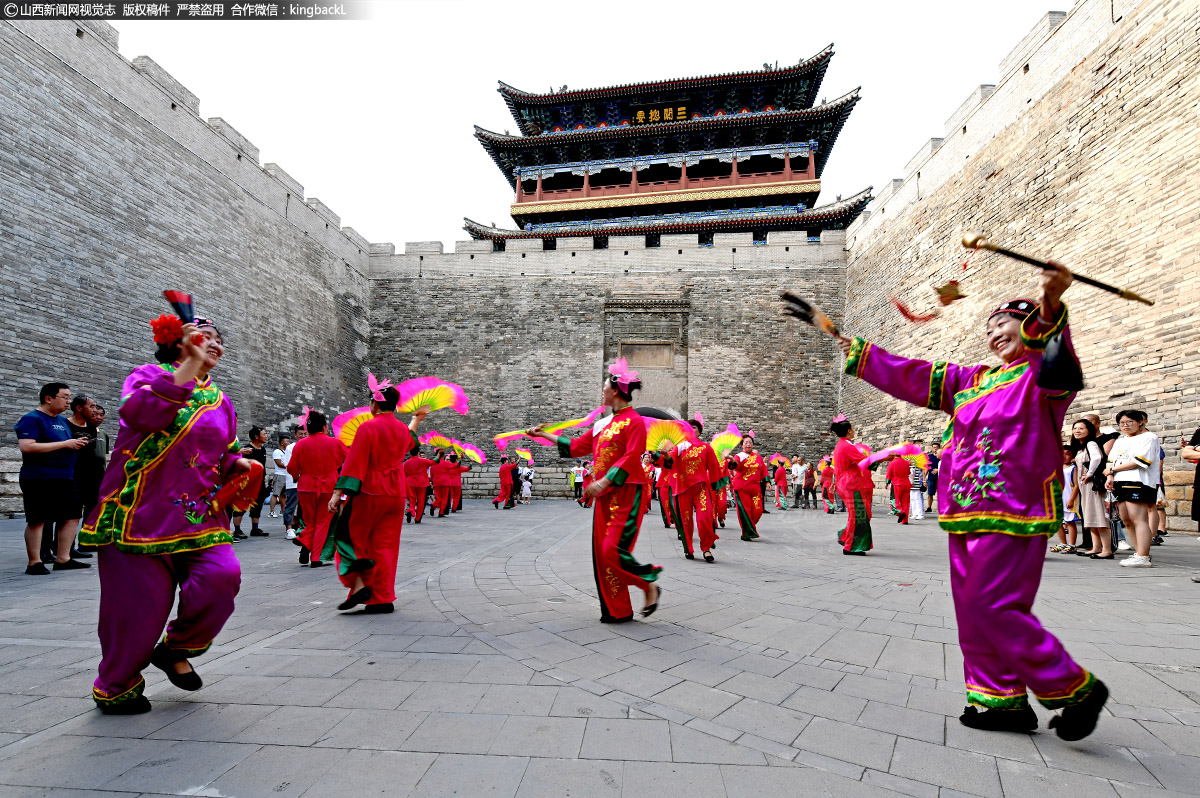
[150,314,184,345]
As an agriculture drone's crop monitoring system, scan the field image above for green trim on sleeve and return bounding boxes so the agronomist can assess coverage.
[711,475,730,491]
[605,466,628,486]
[843,337,870,378]
[928,361,948,411]
[1020,301,1068,350]
[556,436,573,458]
[334,476,363,494]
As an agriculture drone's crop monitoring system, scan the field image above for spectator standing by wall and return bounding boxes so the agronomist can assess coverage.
[803,460,817,510]
[66,395,105,559]
[1105,410,1160,567]
[571,460,587,501]
[15,382,90,575]
[791,457,805,508]
[270,433,290,519]
[231,426,270,538]
[1182,428,1199,584]
[1068,419,1111,559]
[924,448,940,514]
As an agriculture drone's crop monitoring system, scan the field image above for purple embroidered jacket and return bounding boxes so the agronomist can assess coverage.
[842,304,1075,537]
[81,363,241,554]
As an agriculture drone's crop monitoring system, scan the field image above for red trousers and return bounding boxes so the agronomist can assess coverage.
[338,494,404,605]
[495,480,511,505]
[433,486,450,515]
[450,485,462,511]
[408,485,428,520]
[715,488,727,522]
[297,491,335,562]
[672,482,718,555]
[890,481,911,523]
[657,483,673,527]
[733,487,762,540]
[591,483,661,621]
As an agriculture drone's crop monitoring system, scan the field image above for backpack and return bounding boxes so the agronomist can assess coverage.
[1090,435,1116,493]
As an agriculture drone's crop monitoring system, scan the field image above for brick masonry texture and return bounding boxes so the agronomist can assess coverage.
[841,0,1200,529]
[0,21,372,512]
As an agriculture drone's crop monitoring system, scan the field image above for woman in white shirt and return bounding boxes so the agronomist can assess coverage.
[1104,410,1159,567]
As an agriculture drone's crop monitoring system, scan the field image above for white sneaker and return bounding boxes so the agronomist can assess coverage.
[1191,574,1200,583]
[270,510,279,518]
[285,529,297,540]
[1119,555,1153,567]
[1117,540,1132,552]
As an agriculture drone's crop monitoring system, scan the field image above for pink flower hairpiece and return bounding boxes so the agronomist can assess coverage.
[608,358,639,392]
[367,372,393,402]
[298,405,311,430]
[694,412,705,427]
[832,413,848,424]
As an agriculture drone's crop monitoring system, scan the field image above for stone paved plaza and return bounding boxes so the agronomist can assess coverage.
[1,501,1199,797]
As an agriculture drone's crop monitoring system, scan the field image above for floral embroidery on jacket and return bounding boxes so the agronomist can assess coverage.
[949,428,1009,509]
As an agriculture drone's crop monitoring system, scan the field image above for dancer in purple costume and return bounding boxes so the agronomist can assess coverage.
[81,315,249,714]
[838,264,1107,740]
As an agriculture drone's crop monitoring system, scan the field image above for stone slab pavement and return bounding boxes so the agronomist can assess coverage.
[1,499,1199,797]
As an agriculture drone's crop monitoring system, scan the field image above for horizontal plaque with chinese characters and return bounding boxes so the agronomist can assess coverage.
[629,101,690,126]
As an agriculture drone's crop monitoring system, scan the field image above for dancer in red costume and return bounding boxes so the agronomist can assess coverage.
[448,453,470,513]
[493,456,517,509]
[326,382,424,614]
[404,448,435,523]
[727,437,766,540]
[526,359,661,623]
[886,453,913,524]
[429,450,458,518]
[831,416,877,554]
[580,461,594,508]
[819,459,836,513]
[773,462,790,510]
[287,411,347,567]
[655,457,673,528]
[655,416,723,562]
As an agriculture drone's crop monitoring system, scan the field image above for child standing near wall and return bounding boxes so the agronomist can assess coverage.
[521,475,532,504]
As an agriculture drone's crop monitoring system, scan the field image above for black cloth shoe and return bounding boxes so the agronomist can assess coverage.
[100,695,152,715]
[718,519,725,528]
[600,615,634,624]
[362,603,394,614]
[1090,553,1115,560]
[69,548,93,559]
[1049,680,1108,741]
[684,553,695,560]
[53,559,91,570]
[232,530,248,541]
[842,550,866,556]
[703,551,715,563]
[959,705,1038,732]
[338,586,373,611]
[310,560,328,568]
[25,563,50,576]
[250,529,269,537]
[298,546,310,565]
[150,644,203,691]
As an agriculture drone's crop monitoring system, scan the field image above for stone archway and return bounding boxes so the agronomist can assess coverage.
[603,293,689,417]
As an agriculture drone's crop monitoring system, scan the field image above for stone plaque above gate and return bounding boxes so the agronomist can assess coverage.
[603,293,690,416]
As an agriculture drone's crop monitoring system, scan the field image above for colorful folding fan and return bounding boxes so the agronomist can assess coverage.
[455,441,487,464]
[211,460,264,515]
[859,442,923,472]
[710,422,743,460]
[644,418,691,453]
[514,448,534,463]
[494,406,604,450]
[332,406,374,448]
[162,290,194,322]
[396,376,469,415]
[769,453,791,469]
[419,430,457,450]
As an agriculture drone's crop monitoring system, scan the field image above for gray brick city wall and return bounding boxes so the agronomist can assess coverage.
[0,21,373,512]
[841,0,1199,528]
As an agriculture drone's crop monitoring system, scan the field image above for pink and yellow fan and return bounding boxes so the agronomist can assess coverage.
[396,376,470,416]
[494,406,604,450]
[514,448,534,463]
[419,430,457,450]
[710,422,743,460]
[332,406,373,448]
[859,442,921,472]
[456,441,487,464]
[644,419,691,453]
[769,453,791,469]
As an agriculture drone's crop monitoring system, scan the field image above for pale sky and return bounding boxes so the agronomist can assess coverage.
[110,1,1065,247]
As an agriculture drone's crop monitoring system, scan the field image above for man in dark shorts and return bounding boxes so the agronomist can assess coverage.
[15,382,91,575]
[231,426,270,539]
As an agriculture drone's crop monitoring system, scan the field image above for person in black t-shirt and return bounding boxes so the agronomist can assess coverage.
[231,426,270,539]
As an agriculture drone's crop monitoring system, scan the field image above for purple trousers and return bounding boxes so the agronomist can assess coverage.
[93,543,240,708]
[949,533,1095,709]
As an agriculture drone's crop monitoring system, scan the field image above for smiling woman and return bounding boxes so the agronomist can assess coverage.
[831,262,1110,741]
